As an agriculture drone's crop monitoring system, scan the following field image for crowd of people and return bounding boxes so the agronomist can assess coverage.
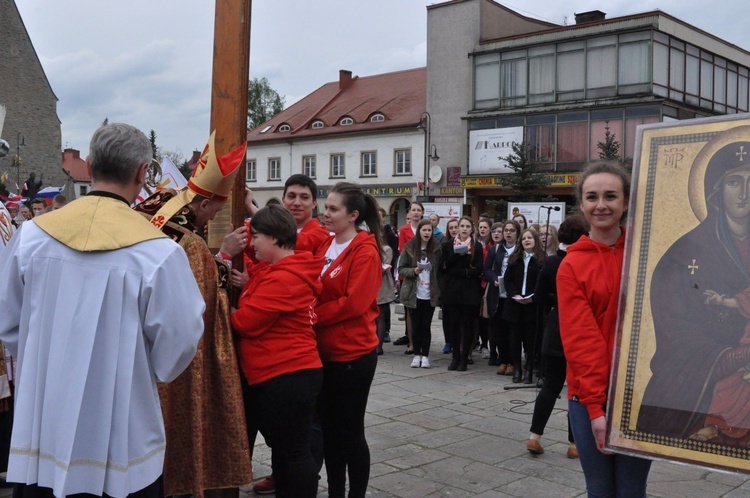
[0,121,652,498]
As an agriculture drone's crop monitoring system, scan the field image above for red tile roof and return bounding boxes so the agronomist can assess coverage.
[61,148,91,182]
[247,67,426,144]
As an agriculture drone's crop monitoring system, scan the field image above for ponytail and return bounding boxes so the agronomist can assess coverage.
[330,182,385,262]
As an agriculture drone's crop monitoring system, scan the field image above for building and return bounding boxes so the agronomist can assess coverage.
[61,148,91,199]
[0,0,64,193]
[246,68,427,227]
[426,0,750,219]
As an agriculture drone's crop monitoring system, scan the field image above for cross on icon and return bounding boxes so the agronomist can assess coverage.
[688,259,699,275]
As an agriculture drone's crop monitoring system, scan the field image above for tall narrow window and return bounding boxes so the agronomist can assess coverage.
[361,152,377,177]
[395,149,411,175]
[246,159,256,182]
[268,158,281,181]
[330,154,345,178]
[302,155,316,178]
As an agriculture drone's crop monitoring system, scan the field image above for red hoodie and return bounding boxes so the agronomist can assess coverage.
[557,232,625,420]
[232,251,325,385]
[315,231,381,362]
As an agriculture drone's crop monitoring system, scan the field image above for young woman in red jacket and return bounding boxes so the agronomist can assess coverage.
[315,182,384,498]
[231,205,325,498]
[557,162,652,496]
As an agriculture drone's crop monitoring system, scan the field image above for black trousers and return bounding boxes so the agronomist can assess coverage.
[530,355,573,442]
[488,299,511,364]
[318,350,377,498]
[247,369,323,498]
[510,304,538,372]
[411,299,435,357]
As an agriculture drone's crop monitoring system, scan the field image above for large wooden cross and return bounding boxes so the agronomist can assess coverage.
[206,0,252,305]
[205,0,252,248]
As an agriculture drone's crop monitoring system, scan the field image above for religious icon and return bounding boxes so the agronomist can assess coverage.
[608,115,750,474]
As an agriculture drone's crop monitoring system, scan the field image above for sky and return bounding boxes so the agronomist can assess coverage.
[12,0,750,161]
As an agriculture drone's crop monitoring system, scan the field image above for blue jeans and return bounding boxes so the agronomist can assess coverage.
[569,400,652,498]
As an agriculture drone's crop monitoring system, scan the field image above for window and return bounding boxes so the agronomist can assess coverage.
[246,159,256,182]
[586,37,616,96]
[395,149,411,175]
[370,113,385,122]
[528,46,555,104]
[302,155,316,178]
[474,53,500,109]
[278,124,291,132]
[361,152,377,176]
[259,125,272,134]
[330,154,345,178]
[557,41,585,101]
[79,185,88,196]
[500,50,527,107]
[311,120,324,129]
[340,117,354,126]
[268,158,281,181]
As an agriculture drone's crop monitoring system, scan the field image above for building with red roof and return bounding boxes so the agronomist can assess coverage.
[61,148,91,199]
[246,67,427,225]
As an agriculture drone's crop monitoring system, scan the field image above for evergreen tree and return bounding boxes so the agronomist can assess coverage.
[500,141,550,198]
[597,121,621,160]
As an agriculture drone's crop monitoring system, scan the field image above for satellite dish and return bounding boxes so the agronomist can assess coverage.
[0,139,9,158]
[429,164,443,183]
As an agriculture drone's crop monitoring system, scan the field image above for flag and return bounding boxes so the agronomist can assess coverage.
[35,186,64,199]
[0,171,7,183]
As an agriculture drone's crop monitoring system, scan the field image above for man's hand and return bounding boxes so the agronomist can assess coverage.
[220,226,248,258]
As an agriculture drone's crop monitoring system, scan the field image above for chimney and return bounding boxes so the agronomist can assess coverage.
[339,69,353,90]
[574,10,606,24]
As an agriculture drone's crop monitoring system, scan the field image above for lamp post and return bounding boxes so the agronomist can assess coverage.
[15,132,25,194]
[417,112,439,202]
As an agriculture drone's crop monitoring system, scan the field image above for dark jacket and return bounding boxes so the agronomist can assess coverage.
[534,250,566,357]
[482,243,513,317]
[439,240,483,307]
[383,224,399,267]
[502,253,541,324]
[398,241,442,308]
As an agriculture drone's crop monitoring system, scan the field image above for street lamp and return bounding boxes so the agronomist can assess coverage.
[417,112,439,202]
[15,133,25,194]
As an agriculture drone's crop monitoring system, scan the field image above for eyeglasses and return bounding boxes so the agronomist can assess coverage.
[491,230,503,234]
[503,228,516,233]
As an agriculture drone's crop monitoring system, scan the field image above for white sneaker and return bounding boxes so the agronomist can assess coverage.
[410,355,422,368]
[420,357,431,368]
[481,348,490,359]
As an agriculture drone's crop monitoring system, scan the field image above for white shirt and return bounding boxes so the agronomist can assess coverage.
[415,249,431,301]
[0,221,205,497]
[498,244,516,298]
[322,238,353,275]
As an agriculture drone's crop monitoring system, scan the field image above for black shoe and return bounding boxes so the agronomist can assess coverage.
[523,370,534,384]
[488,358,498,366]
[447,360,458,371]
[393,335,409,345]
[512,370,523,383]
[404,348,414,355]
[457,360,468,371]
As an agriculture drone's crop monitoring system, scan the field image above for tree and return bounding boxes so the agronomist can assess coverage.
[597,121,621,160]
[247,77,285,131]
[101,117,109,127]
[149,130,158,159]
[499,141,550,198]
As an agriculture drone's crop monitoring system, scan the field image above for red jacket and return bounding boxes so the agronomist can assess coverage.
[557,232,625,420]
[315,231,381,362]
[231,251,325,385]
[398,223,415,253]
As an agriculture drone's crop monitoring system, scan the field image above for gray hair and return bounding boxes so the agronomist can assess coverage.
[88,123,152,184]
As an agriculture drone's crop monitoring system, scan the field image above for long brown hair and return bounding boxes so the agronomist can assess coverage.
[406,219,438,263]
[507,228,545,267]
[330,182,385,261]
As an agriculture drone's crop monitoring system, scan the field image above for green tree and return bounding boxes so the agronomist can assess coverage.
[597,121,621,160]
[499,141,550,198]
[149,130,158,159]
[247,77,285,131]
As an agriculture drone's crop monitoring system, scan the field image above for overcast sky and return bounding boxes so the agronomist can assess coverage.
[13,0,750,160]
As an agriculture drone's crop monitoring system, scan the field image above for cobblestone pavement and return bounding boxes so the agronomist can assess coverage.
[243,310,750,498]
[3,311,750,497]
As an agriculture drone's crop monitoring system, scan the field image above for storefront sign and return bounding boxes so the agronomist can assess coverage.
[461,173,579,188]
[439,187,464,195]
[317,185,414,198]
[447,167,462,186]
[468,127,524,174]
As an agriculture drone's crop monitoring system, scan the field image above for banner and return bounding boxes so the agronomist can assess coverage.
[468,127,523,174]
